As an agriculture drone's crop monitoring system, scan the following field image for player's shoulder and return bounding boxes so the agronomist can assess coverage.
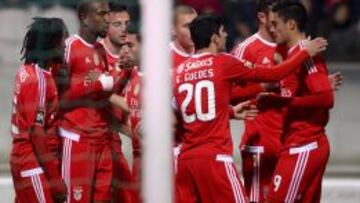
[231,34,259,55]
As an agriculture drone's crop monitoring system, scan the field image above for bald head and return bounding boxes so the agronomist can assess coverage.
[173,5,197,25]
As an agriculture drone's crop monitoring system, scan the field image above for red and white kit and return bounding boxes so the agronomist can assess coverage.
[60,35,113,203]
[173,50,310,203]
[170,41,194,170]
[231,33,284,202]
[100,40,133,203]
[10,64,62,203]
[124,68,143,203]
[268,41,332,203]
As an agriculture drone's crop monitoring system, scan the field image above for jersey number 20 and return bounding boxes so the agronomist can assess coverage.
[178,80,216,123]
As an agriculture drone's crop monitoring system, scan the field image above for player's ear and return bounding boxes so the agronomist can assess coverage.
[257,12,266,24]
[211,33,218,45]
[288,19,296,31]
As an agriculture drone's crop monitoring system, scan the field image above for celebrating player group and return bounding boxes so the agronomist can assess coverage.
[9,0,343,202]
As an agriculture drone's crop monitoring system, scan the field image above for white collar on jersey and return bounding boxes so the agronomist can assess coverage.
[192,52,212,58]
[74,34,95,48]
[255,33,277,47]
[169,41,194,57]
[288,39,308,54]
[99,39,120,59]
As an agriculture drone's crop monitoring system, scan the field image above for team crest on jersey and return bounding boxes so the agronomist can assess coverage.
[93,53,100,66]
[35,110,45,126]
[241,59,254,69]
[73,186,83,201]
[262,57,271,65]
[274,52,283,65]
[85,57,92,64]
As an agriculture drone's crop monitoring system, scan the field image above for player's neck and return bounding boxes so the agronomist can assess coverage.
[196,45,216,55]
[174,40,194,54]
[103,37,121,56]
[287,32,306,49]
[79,28,98,45]
[257,26,274,43]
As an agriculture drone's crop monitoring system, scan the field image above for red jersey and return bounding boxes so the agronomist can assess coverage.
[170,42,193,68]
[60,35,109,140]
[232,33,284,144]
[10,64,60,174]
[281,41,332,146]
[99,39,128,124]
[124,68,142,157]
[173,50,310,159]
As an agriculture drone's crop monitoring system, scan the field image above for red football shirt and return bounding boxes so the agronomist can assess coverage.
[173,50,310,159]
[60,35,109,141]
[281,40,332,146]
[124,68,142,156]
[10,64,60,172]
[232,33,284,148]
[170,42,193,68]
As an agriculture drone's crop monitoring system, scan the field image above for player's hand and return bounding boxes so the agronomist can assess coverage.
[256,92,290,110]
[260,82,280,92]
[50,178,67,203]
[54,63,70,93]
[85,70,101,83]
[303,37,328,57]
[232,100,259,120]
[328,71,343,91]
[134,121,144,138]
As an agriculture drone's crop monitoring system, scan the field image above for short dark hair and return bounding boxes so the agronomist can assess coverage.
[109,1,128,13]
[127,23,141,42]
[272,1,308,32]
[190,15,223,50]
[256,0,279,14]
[21,18,68,67]
[77,0,107,21]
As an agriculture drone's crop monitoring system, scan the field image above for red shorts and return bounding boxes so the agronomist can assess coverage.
[176,154,248,203]
[240,125,281,202]
[268,136,330,203]
[110,132,133,203]
[60,128,113,202]
[11,167,54,203]
[241,145,277,202]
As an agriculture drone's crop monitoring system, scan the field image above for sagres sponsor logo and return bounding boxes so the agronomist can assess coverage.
[73,186,84,201]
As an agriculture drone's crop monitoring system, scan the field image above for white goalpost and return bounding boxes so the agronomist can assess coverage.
[141,0,173,203]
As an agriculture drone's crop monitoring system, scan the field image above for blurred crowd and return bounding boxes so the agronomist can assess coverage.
[1,0,360,61]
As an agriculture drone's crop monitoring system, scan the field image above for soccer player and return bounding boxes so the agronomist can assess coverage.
[231,1,342,202]
[173,15,327,203]
[260,2,334,202]
[59,0,119,202]
[122,29,142,203]
[10,18,67,203]
[171,5,197,68]
[99,2,133,202]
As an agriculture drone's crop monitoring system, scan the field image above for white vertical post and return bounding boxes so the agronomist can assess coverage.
[141,0,173,203]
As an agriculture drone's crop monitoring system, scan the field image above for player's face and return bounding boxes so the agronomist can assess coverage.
[173,13,197,51]
[127,34,140,64]
[86,2,110,38]
[215,25,228,52]
[107,11,130,46]
[269,12,290,45]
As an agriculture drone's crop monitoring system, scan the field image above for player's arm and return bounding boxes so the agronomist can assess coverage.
[223,38,328,82]
[257,57,334,109]
[109,94,129,112]
[230,84,264,104]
